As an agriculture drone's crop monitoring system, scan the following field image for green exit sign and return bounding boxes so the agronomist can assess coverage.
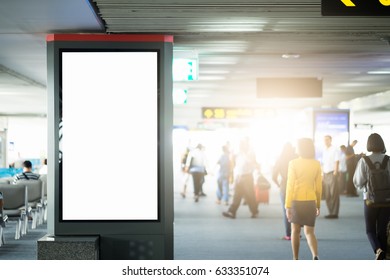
[172,58,198,81]
[322,0,390,16]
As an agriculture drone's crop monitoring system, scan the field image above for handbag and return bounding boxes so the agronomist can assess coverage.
[257,174,271,190]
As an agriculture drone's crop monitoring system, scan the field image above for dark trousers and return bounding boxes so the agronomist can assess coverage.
[280,190,291,237]
[338,171,347,194]
[364,202,390,254]
[228,174,258,216]
[323,172,340,216]
[191,172,205,196]
[346,161,358,195]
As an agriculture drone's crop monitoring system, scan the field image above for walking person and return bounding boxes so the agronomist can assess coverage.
[272,142,298,240]
[322,135,340,219]
[222,138,258,219]
[338,145,348,195]
[353,133,390,260]
[216,144,231,205]
[285,138,322,260]
[180,147,191,198]
[346,140,359,197]
[185,144,208,202]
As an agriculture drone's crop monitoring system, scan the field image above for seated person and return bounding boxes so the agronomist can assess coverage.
[13,160,40,184]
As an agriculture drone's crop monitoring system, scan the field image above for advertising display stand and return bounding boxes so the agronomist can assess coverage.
[42,34,174,259]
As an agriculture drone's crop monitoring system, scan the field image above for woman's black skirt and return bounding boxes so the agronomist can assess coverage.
[291,200,317,227]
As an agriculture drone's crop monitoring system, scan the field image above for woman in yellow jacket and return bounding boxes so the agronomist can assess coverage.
[285,138,322,260]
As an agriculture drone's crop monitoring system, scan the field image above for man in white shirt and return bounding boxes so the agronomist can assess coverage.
[223,138,259,219]
[322,135,340,219]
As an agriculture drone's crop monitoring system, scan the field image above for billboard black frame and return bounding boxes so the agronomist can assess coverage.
[46,34,173,259]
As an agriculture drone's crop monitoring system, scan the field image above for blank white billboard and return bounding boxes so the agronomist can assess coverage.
[61,51,158,220]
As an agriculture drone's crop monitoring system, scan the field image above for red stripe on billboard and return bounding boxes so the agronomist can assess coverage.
[46,34,173,43]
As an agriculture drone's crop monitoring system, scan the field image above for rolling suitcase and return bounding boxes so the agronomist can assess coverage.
[255,187,269,204]
[255,174,270,204]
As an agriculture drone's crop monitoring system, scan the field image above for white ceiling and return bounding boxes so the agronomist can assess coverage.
[0,0,103,116]
[1,0,390,127]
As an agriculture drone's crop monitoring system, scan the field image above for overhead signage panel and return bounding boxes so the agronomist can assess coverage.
[321,0,390,16]
[202,107,275,119]
[256,78,322,98]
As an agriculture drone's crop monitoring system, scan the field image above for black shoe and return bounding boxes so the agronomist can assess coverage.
[313,256,319,260]
[222,211,235,219]
[375,249,385,260]
[325,214,338,219]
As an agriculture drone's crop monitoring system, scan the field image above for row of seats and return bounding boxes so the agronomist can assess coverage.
[0,184,28,241]
[0,175,47,246]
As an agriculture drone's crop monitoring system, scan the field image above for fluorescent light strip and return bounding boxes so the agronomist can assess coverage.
[367,70,390,74]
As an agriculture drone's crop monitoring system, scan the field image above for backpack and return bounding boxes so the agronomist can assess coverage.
[363,155,390,207]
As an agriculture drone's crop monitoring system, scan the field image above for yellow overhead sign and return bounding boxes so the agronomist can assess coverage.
[202,107,275,119]
[340,0,355,7]
[322,0,390,15]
